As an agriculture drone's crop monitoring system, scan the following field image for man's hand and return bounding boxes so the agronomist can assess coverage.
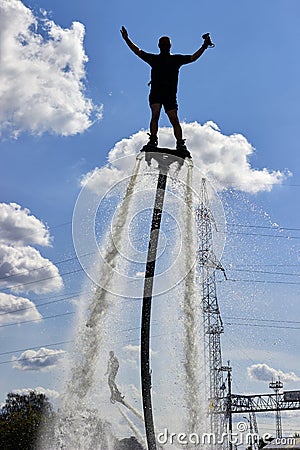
[120,26,128,40]
[202,33,215,48]
[120,27,141,56]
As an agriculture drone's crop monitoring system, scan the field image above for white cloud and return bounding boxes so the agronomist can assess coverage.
[247,363,300,383]
[0,203,50,246]
[12,347,66,371]
[12,386,60,400]
[0,292,41,324]
[124,344,140,354]
[123,344,157,357]
[0,0,102,138]
[181,122,288,193]
[0,202,63,294]
[0,243,63,294]
[135,271,145,278]
[122,345,159,369]
[81,122,288,195]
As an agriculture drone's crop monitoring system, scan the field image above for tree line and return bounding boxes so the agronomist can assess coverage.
[0,391,142,449]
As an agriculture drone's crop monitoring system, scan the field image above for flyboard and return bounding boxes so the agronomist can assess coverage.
[140,144,191,167]
[111,389,144,423]
[111,389,146,449]
[140,145,192,450]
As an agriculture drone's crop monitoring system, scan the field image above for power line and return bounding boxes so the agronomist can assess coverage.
[0,351,67,367]
[1,318,299,368]
[50,221,72,230]
[224,321,300,331]
[0,248,298,294]
[225,231,300,240]
[1,311,300,367]
[2,267,299,320]
[0,255,80,282]
[0,311,75,329]
[51,218,300,232]
[0,223,299,291]
[1,260,299,296]
[0,288,146,319]
[0,340,73,357]
[0,292,84,317]
[235,264,300,268]
[223,316,300,325]
[230,268,300,278]
[2,312,300,353]
[0,331,178,367]
[227,223,300,232]
[0,268,83,293]
[224,278,300,286]
[0,222,299,286]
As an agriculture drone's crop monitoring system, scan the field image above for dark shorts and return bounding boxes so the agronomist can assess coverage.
[149,88,178,113]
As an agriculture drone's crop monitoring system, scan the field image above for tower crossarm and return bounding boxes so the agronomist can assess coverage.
[227,393,300,413]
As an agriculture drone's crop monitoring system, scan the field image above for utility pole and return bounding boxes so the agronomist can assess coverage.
[220,363,232,450]
[243,413,259,450]
[269,379,283,439]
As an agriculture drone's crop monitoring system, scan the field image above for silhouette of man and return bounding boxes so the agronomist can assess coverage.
[121,26,213,150]
[105,351,123,403]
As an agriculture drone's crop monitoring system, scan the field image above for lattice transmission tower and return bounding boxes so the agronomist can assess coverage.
[195,178,227,440]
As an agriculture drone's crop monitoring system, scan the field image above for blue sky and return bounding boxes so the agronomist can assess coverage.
[0,0,300,441]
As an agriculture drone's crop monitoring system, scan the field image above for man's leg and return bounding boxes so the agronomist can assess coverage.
[108,378,116,402]
[149,103,162,144]
[167,109,183,141]
[167,109,186,149]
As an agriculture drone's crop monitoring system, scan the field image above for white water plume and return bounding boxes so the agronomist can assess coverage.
[64,155,143,405]
[117,405,146,449]
[182,161,207,441]
[45,152,225,449]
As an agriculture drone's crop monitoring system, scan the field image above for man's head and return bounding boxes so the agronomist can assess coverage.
[158,36,171,53]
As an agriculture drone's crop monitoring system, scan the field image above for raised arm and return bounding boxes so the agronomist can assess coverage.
[190,33,214,62]
[120,26,142,57]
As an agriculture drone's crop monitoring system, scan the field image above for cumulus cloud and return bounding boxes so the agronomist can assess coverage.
[0,0,102,138]
[0,203,50,246]
[12,386,60,400]
[123,344,157,357]
[0,292,41,324]
[81,122,288,195]
[12,347,66,371]
[124,344,140,354]
[0,243,63,294]
[0,202,63,294]
[248,363,300,383]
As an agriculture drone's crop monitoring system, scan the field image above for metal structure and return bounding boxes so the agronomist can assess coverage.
[193,179,300,443]
[249,411,259,450]
[243,412,259,450]
[230,391,300,412]
[220,363,233,450]
[227,387,300,438]
[195,178,227,438]
[269,379,283,439]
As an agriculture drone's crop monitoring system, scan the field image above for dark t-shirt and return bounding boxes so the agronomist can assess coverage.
[139,51,192,94]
